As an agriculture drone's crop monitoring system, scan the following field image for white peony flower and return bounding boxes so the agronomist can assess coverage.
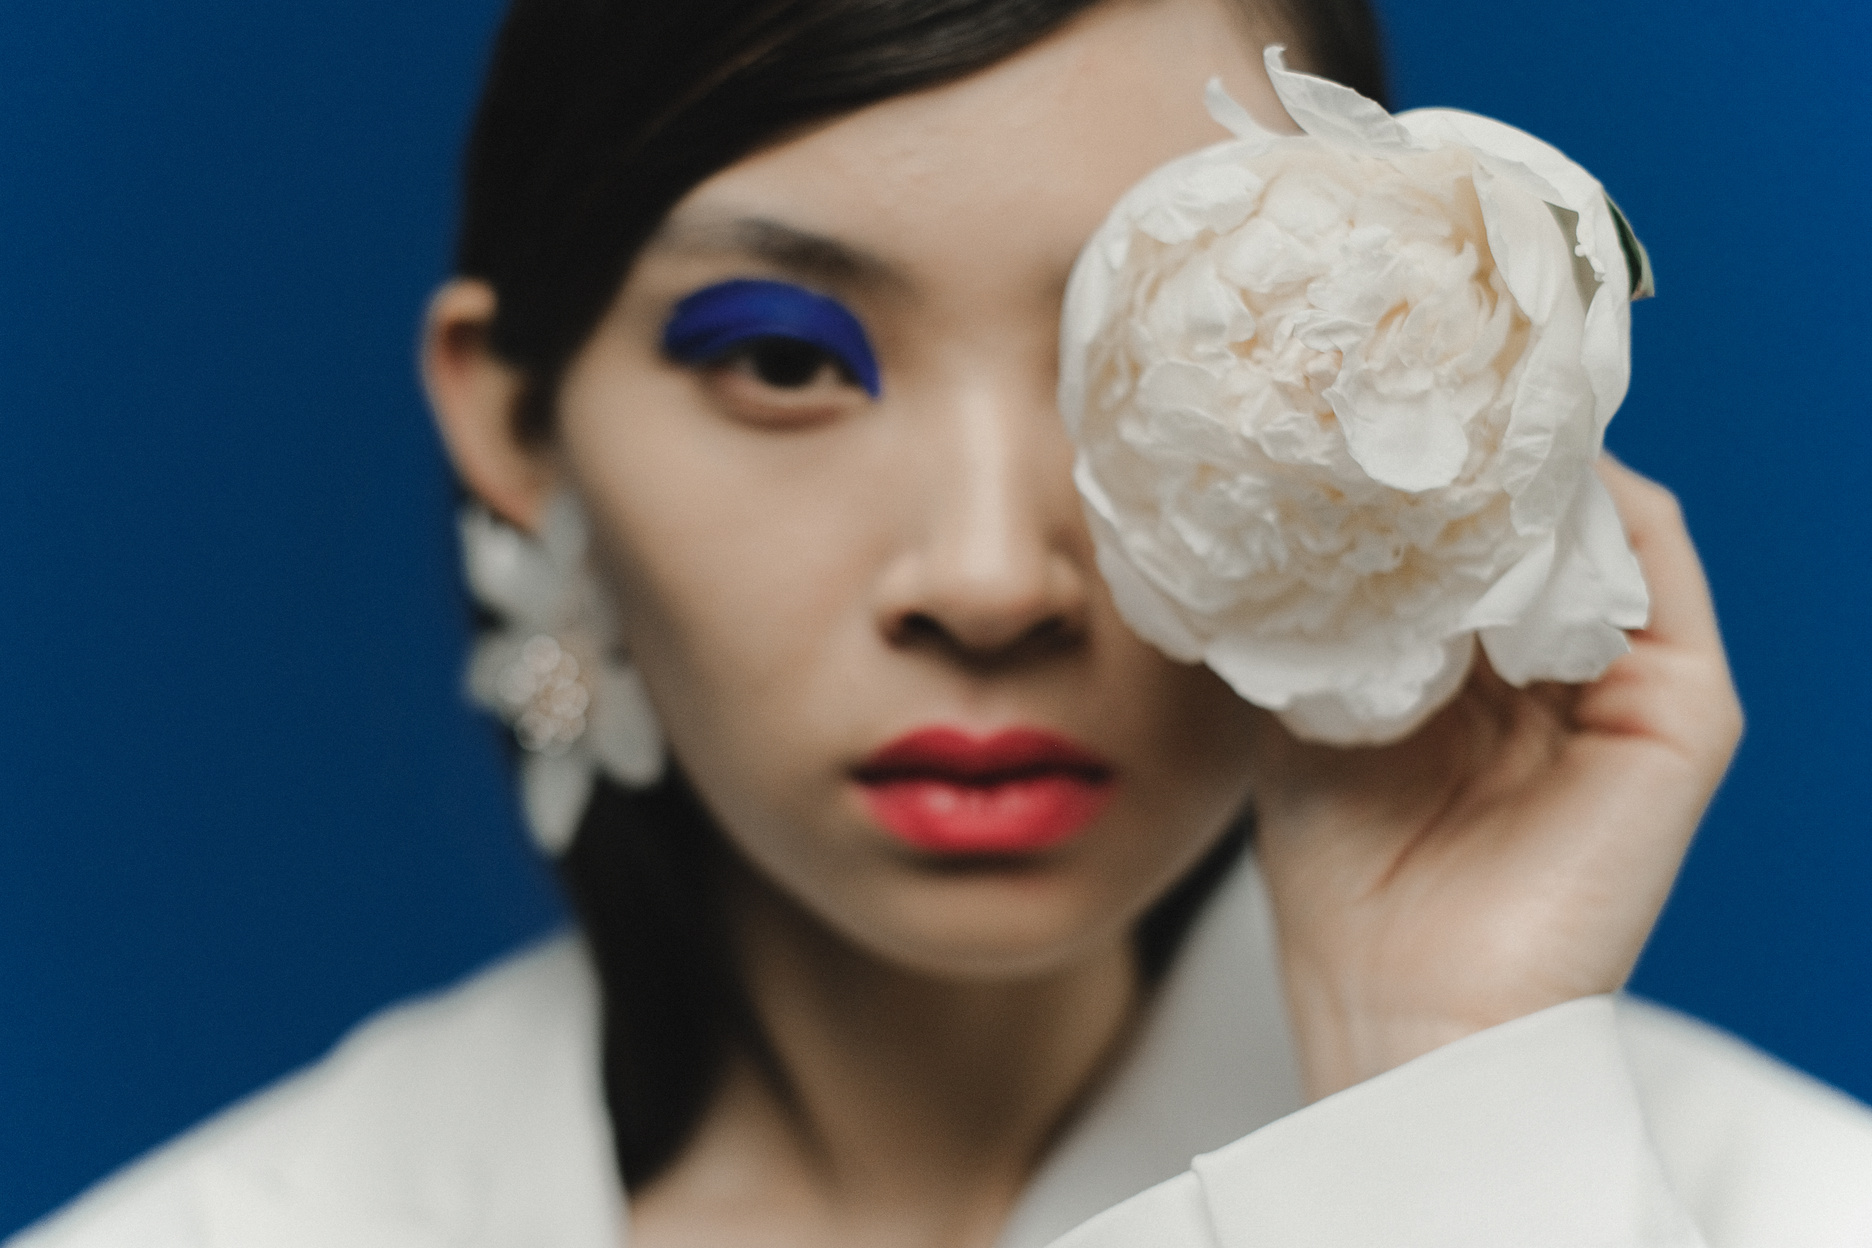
[462,494,664,854]
[1060,47,1655,745]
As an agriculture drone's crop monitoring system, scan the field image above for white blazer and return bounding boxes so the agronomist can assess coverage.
[12,858,1872,1247]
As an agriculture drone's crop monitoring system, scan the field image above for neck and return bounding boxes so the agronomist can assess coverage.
[636,860,1141,1248]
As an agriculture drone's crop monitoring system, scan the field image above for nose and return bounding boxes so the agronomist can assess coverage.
[873,373,1092,667]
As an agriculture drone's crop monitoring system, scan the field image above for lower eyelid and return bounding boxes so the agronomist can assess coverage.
[706,369,857,425]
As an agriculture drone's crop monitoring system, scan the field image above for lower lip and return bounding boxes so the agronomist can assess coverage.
[859,773,1113,855]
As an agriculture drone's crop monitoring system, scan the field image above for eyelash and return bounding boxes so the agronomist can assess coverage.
[719,337,855,390]
[661,279,883,405]
[691,339,865,428]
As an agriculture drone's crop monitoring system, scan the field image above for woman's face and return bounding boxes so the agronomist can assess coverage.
[508,0,1293,980]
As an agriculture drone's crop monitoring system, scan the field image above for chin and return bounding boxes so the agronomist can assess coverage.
[844,858,1148,983]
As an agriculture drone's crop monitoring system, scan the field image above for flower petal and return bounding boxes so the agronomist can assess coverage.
[1262,46,1415,151]
[1130,155,1266,246]
[521,751,595,856]
[1326,344,1471,492]
[1479,472,1648,684]
[1059,243,1124,437]
[1203,78,1281,144]
[1459,534,1555,630]
[1401,109,1597,222]
[459,507,560,627]
[1276,636,1475,745]
[539,492,590,580]
[1078,486,1207,662]
[1402,107,1632,308]
[1499,298,1597,534]
[1579,280,1632,433]
[1472,163,1573,327]
[590,661,665,787]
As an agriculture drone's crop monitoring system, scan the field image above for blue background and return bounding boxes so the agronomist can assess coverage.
[2,0,1868,1234]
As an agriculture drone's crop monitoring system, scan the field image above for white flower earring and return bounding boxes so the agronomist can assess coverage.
[461,493,665,855]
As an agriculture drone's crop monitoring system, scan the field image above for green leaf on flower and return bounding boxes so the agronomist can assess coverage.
[1605,193,1655,301]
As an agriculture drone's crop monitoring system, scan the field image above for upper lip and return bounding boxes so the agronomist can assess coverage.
[853,727,1114,784]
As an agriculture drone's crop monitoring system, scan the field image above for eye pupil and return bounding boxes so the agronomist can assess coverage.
[749,338,832,388]
[749,338,826,387]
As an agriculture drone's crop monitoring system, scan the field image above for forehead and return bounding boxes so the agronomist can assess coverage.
[650,0,1295,290]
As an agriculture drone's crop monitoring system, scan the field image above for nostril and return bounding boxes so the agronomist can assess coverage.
[1021,616,1073,651]
[894,612,949,648]
[889,609,1080,665]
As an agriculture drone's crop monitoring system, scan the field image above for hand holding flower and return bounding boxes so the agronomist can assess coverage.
[1251,458,1741,1100]
[1061,52,1736,1097]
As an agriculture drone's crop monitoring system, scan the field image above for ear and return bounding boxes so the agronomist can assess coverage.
[421,279,557,532]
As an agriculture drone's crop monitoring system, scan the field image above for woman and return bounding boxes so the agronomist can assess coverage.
[13,0,1871,1245]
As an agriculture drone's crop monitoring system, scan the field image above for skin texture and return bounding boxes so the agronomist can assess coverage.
[422,1,1742,1244]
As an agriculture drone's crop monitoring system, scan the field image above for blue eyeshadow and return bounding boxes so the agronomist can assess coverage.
[661,279,881,398]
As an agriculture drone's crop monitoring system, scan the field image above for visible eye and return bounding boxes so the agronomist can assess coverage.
[662,279,882,428]
[737,337,849,390]
[701,336,866,425]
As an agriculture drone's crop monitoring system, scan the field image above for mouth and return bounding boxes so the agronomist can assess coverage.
[852,726,1115,855]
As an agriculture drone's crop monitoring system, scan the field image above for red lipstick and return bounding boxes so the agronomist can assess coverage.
[854,727,1114,855]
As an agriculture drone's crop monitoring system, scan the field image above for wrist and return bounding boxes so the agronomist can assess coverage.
[1280,961,1552,1101]
[1286,995,1476,1101]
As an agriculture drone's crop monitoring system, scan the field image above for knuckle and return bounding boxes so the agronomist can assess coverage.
[1694,683,1745,757]
[1721,697,1746,749]
[1638,480,1683,524]
[1656,655,1744,753]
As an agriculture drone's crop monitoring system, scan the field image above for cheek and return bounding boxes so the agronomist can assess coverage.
[1067,565,1262,807]
[555,334,891,810]
[1082,627,1261,881]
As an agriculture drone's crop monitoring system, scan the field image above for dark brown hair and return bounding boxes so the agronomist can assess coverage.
[458,0,1385,1190]
[458,0,1386,440]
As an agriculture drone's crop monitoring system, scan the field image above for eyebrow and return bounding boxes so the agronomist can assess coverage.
[646,214,907,292]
